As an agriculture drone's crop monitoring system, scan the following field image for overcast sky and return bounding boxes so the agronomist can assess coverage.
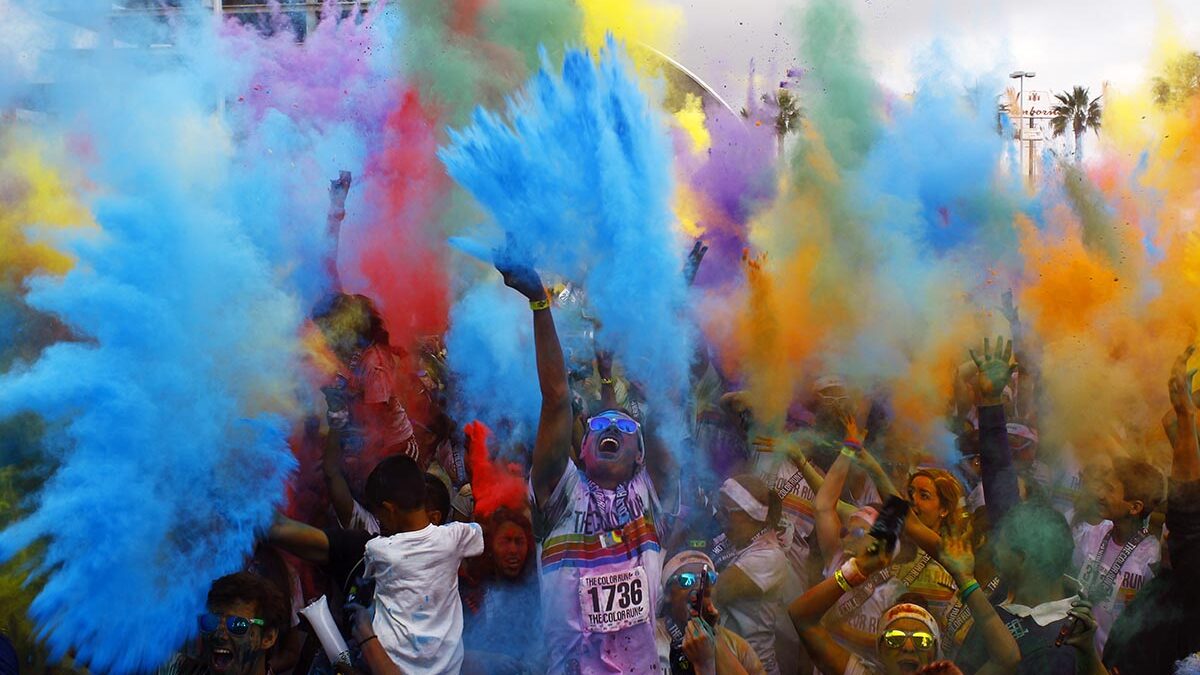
[658,0,1200,103]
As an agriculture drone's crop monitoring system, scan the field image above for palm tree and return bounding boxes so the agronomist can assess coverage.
[1050,86,1102,164]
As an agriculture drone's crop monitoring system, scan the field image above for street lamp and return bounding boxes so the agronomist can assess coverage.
[1010,70,1037,183]
[1009,71,1036,128]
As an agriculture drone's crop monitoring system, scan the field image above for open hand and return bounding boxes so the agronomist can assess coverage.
[841,412,866,447]
[494,233,545,302]
[969,336,1016,407]
[1168,345,1196,416]
[936,534,976,584]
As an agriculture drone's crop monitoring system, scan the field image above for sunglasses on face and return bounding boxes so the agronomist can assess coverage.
[199,612,265,636]
[880,629,936,650]
[672,570,719,588]
[587,415,639,434]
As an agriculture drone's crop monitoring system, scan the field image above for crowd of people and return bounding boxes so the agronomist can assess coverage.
[104,178,1200,675]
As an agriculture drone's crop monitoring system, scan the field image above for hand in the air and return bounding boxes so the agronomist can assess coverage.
[936,534,976,584]
[494,233,545,302]
[969,335,1016,407]
[1168,345,1196,416]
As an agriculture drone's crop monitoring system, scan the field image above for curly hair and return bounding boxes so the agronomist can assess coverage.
[207,571,289,633]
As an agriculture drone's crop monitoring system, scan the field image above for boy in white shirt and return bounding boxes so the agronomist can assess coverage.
[362,455,484,674]
[1073,457,1165,651]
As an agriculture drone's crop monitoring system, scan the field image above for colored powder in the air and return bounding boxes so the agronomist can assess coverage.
[681,91,778,287]
[0,14,302,673]
[343,88,452,359]
[464,420,527,517]
[444,281,541,451]
[0,137,95,284]
[793,0,879,173]
[579,0,681,64]
[440,38,694,454]
[674,92,710,153]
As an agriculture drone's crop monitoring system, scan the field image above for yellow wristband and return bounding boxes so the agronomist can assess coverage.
[834,568,853,593]
[529,298,550,311]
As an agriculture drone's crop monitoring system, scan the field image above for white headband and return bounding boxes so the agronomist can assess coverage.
[719,478,768,522]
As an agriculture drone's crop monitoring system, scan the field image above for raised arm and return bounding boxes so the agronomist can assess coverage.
[1168,345,1200,482]
[788,543,892,675]
[321,425,359,529]
[936,535,1020,673]
[971,336,1019,527]
[325,171,351,291]
[267,512,330,566]
[496,256,572,507]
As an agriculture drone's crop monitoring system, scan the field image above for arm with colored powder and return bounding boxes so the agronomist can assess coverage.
[1168,345,1200,482]
[325,171,351,291]
[788,543,892,675]
[495,253,572,508]
[936,535,1020,673]
[812,447,853,567]
[321,424,359,530]
[971,336,1019,528]
[267,512,330,566]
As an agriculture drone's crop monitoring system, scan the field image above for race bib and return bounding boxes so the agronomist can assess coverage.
[578,567,651,633]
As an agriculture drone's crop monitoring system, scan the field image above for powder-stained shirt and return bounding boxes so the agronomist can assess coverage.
[1073,520,1160,650]
[532,462,670,674]
[752,452,817,581]
[718,531,801,675]
[365,522,484,675]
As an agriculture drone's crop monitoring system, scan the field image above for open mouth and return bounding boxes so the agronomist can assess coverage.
[598,436,621,456]
[896,657,922,674]
[211,647,235,670]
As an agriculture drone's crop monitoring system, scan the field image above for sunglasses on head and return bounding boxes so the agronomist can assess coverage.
[588,414,639,434]
[672,570,718,588]
[880,629,935,650]
[199,612,265,636]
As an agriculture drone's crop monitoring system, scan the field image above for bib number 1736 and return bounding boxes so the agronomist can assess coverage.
[578,567,651,633]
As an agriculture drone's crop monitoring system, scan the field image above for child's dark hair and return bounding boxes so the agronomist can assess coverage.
[365,455,425,511]
[1112,458,1166,519]
[424,473,451,521]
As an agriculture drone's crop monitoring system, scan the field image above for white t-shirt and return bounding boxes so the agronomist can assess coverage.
[1073,521,1160,650]
[533,462,670,674]
[752,453,817,580]
[365,522,484,675]
[719,532,801,675]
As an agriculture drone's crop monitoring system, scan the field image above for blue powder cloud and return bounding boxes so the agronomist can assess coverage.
[439,37,695,454]
[0,8,305,673]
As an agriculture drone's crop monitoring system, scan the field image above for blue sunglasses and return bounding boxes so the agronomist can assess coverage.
[672,570,718,588]
[199,612,265,636]
[588,415,639,434]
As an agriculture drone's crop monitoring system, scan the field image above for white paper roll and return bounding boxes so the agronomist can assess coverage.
[299,595,351,666]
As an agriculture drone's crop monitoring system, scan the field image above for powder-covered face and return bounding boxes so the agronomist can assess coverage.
[491,520,529,580]
[1096,473,1134,521]
[877,616,937,675]
[202,600,275,675]
[907,475,947,531]
[580,411,641,487]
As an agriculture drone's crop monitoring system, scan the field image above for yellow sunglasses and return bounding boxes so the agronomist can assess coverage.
[880,629,935,650]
